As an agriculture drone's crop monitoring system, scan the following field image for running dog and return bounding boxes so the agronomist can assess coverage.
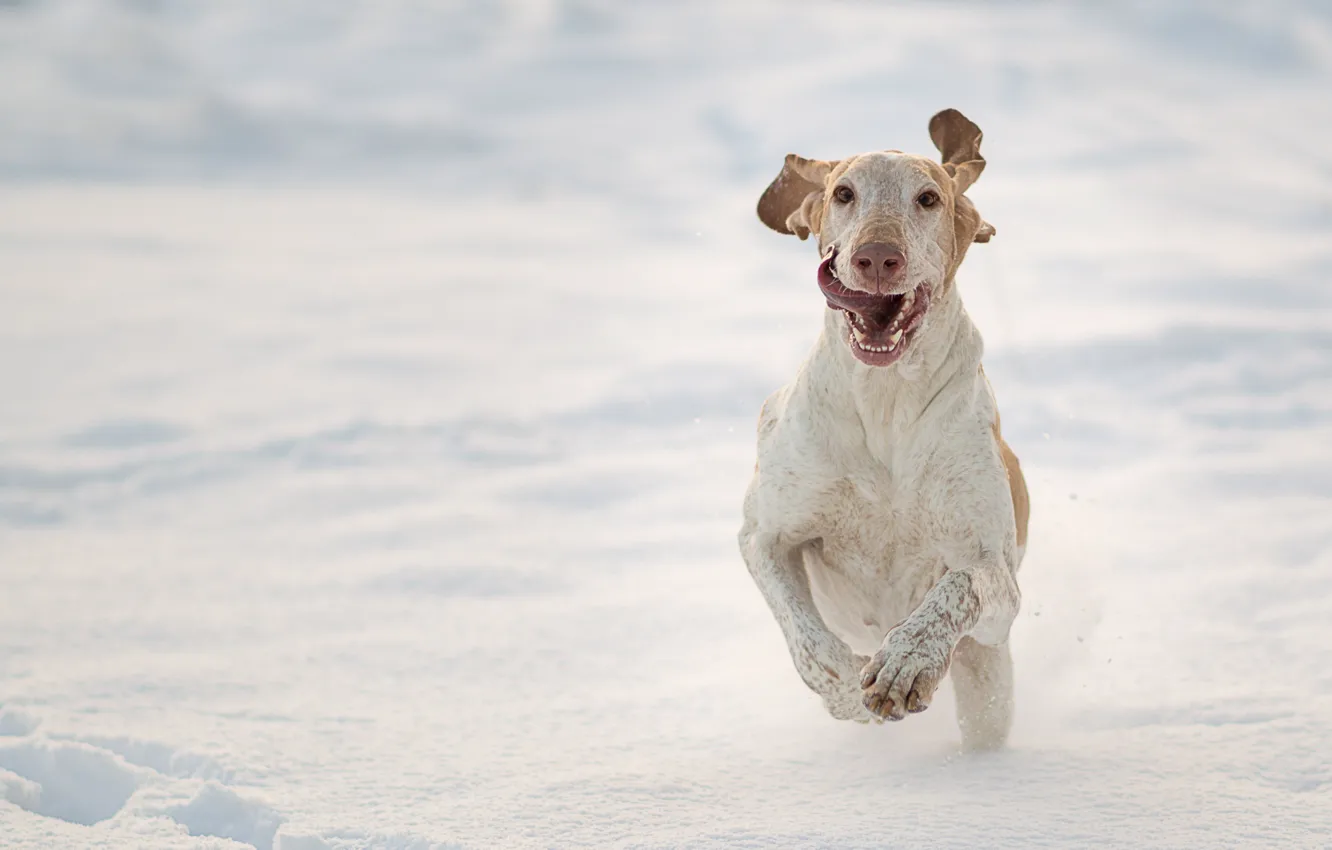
[739,109,1028,750]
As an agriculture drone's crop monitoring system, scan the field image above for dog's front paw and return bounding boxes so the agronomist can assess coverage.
[803,649,881,724]
[823,687,883,724]
[859,624,952,721]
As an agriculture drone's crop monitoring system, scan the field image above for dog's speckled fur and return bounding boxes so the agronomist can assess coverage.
[740,110,1028,750]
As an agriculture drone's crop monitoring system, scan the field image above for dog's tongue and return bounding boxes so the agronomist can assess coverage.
[817,255,900,327]
[816,254,837,302]
[815,254,900,321]
[817,255,869,313]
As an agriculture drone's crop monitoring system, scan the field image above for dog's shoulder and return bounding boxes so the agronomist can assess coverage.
[744,374,857,535]
[928,368,1007,457]
[905,365,1027,558]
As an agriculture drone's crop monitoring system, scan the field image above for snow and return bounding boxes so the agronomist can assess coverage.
[2,1,1331,847]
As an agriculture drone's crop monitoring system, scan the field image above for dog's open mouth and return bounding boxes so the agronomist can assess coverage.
[817,250,930,367]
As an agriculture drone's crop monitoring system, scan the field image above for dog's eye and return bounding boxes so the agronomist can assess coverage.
[832,186,855,204]
[916,190,939,208]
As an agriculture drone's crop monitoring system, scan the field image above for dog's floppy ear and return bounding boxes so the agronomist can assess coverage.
[954,193,995,246]
[973,218,997,243]
[945,194,995,277]
[931,109,995,244]
[929,108,986,194]
[757,154,838,240]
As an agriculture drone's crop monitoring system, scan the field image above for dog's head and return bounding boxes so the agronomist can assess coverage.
[757,109,995,367]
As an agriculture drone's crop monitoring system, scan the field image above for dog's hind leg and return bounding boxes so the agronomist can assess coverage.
[951,636,1013,751]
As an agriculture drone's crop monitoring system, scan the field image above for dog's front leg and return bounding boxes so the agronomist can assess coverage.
[859,556,1019,732]
[739,527,874,722]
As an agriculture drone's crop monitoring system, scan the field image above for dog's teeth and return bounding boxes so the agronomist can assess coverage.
[890,330,903,344]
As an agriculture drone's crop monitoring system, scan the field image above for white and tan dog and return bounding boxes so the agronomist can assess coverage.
[740,109,1029,750]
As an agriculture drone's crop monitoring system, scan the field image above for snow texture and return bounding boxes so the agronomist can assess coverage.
[1,1,1331,847]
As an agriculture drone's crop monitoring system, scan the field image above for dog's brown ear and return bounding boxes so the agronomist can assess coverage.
[955,194,996,249]
[929,108,986,193]
[757,154,838,240]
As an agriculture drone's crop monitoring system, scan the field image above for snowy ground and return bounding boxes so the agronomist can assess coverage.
[3,1,1332,847]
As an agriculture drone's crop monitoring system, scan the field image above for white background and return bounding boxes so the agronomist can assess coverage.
[2,2,1330,847]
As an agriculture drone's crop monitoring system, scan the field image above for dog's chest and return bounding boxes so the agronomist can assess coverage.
[802,470,947,654]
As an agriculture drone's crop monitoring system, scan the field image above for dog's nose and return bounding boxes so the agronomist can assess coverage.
[850,243,906,291]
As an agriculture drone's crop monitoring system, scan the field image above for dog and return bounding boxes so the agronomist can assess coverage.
[739,109,1029,750]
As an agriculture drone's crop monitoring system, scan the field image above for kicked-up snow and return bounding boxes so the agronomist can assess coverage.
[1,1,1331,847]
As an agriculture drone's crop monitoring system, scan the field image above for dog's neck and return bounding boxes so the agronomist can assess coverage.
[812,282,983,445]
